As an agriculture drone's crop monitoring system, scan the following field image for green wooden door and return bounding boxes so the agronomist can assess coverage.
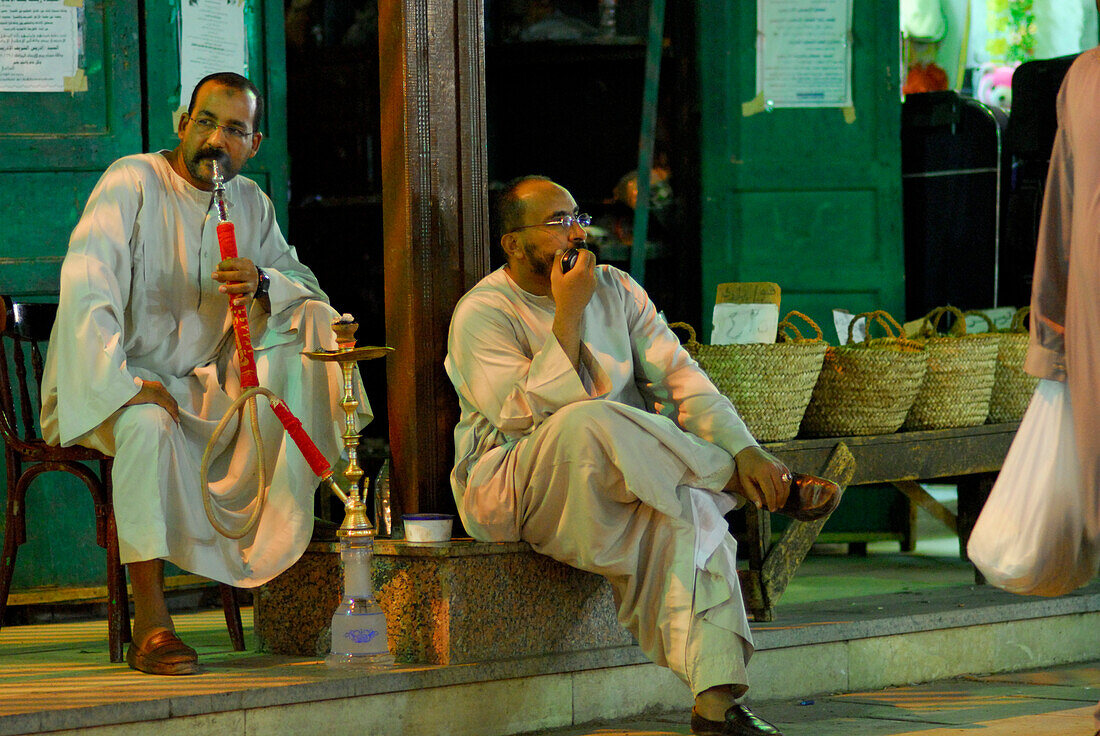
[0,0,142,296]
[697,0,904,342]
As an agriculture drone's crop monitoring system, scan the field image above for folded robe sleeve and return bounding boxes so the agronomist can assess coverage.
[43,162,146,445]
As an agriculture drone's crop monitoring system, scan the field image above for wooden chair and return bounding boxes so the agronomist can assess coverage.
[0,297,245,662]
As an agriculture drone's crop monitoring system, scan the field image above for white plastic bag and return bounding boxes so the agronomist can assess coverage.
[967,379,1100,596]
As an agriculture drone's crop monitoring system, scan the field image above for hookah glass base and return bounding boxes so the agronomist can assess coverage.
[326,542,394,667]
[325,595,394,667]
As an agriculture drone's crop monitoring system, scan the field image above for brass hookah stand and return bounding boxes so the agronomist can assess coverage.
[204,159,394,665]
[305,324,394,666]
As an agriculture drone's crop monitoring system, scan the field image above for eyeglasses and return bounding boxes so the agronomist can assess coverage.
[186,116,254,142]
[510,213,592,233]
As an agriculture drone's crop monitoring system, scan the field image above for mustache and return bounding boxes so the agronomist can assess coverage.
[195,148,229,165]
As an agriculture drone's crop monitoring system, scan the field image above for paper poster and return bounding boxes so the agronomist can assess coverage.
[756,0,853,108]
[0,0,83,93]
[178,0,247,109]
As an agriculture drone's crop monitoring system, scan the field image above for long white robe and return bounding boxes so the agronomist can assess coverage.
[445,265,758,695]
[40,153,370,587]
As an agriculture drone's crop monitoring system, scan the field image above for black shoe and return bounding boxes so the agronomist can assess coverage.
[691,704,783,735]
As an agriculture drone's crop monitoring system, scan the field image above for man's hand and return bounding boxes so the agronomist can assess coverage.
[124,379,179,423]
[550,248,596,317]
[726,446,791,512]
[212,257,259,299]
[550,248,596,372]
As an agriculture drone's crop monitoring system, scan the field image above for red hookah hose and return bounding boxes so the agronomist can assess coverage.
[212,222,332,485]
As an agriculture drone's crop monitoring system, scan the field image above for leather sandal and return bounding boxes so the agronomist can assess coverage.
[126,630,199,675]
[777,473,842,522]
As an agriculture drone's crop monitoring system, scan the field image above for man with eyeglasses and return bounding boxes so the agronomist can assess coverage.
[445,175,811,735]
[40,72,367,675]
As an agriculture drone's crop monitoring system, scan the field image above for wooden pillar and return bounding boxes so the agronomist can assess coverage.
[378,0,490,514]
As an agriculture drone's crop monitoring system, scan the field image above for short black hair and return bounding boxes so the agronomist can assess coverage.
[187,72,264,133]
[493,174,553,245]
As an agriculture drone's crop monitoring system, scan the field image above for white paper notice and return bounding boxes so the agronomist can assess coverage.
[711,303,780,345]
[756,0,853,108]
[0,0,81,93]
[833,310,866,345]
[179,0,247,108]
[964,306,1015,334]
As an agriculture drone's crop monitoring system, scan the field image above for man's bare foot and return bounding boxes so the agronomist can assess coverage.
[694,684,747,721]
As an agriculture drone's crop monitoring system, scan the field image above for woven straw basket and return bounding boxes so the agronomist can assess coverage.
[985,307,1039,423]
[800,310,928,438]
[901,306,999,431]
[672,312,827,442]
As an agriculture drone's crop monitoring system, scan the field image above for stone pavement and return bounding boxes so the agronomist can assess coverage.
[522,661,1100,736]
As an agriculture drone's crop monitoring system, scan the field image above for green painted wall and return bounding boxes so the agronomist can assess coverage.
[0,0,287,591]
[697,0,905,342]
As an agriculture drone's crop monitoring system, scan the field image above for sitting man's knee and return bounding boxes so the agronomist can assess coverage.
[547,400,624,437]
[114,403,178,441]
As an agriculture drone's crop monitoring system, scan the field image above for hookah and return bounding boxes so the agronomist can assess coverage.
[201,158,394,666]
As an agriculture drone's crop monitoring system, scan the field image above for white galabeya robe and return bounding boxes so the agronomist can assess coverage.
[40,153,370,587]
[445,265,758,695]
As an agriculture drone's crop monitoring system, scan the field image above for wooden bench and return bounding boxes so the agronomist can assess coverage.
[738,422,1020,621]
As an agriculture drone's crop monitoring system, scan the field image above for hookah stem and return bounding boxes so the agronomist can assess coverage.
[215,220,333,481]
[216,221,259,390]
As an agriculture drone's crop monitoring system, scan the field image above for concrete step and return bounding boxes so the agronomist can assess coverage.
[524,661,1100,736]
[2,581,1098,736]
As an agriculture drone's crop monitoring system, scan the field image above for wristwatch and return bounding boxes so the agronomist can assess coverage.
[254,267,270,300]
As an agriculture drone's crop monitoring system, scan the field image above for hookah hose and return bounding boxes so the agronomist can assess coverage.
[200,164,341,539]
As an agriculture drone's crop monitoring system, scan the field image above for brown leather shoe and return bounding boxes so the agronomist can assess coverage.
[126,630,199,675]
[778,473,843,522]
[691,704,783,735]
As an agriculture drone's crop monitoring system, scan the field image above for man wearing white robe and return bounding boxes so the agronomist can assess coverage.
[40,73,368,674]
[445,176,794,735]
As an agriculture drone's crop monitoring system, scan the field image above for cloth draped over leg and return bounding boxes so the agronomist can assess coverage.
[79,300,361,587]
[466,400,753,695]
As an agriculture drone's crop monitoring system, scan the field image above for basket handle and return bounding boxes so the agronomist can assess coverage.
[847,310,903,344]
[777,310,824,343]
[1010,306,1031,333]
[921,305,968,337]
[668,321,701,349]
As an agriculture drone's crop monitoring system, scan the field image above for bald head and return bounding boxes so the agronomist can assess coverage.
[495,175,555,242]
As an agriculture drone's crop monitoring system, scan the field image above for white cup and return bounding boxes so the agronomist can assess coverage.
[402,513,454,543]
